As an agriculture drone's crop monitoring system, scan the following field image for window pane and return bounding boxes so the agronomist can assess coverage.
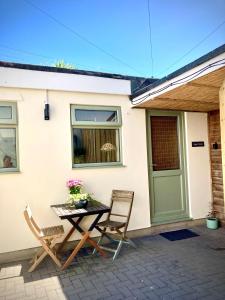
[75,109,118,123]
[73,128,120,164]
[0,106,12,120]
[151,116,180,171]
[0,128,17,168]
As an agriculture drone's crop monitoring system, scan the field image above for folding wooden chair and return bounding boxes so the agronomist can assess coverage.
[94,190,136,260]
[24,205,64,272]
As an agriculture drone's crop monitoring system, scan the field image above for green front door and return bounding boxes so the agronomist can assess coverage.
[147,111,189,225]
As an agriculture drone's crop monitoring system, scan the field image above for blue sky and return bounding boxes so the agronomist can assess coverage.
[0,0,225,78]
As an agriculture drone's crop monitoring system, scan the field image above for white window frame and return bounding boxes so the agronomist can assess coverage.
[0,101,19,173]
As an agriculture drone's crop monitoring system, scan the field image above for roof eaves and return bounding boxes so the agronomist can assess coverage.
[130,43,225,100]
[0,60,147,81]
[0,60,158,94]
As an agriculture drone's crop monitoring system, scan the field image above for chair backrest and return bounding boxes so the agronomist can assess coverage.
[109,190,134,234]
[24,205,41,239]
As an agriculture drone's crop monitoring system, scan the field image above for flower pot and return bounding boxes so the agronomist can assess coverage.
[206,217,218,230]
[75,199,88,209]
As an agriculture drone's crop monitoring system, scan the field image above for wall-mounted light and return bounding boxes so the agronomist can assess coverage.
[44,103,50,120]
[213,142,219,150]
[44,90,50,120]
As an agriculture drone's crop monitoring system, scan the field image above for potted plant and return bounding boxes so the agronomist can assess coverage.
[66,179,90,209]
[206,208,219,230]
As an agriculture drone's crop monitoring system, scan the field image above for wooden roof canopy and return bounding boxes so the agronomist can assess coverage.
[135,66,225,112]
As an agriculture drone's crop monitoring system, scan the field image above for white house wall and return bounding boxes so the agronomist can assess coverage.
[0,81,213,254]
[185,112,212,219]
[0,67,131,95]
[0,87,150,254]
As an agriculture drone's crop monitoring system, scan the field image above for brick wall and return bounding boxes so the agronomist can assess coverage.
[208,110,224,221]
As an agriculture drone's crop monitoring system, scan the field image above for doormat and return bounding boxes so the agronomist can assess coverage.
[160,229,199,241]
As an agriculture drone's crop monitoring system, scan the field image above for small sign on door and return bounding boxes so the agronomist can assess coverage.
[192,141,205,147]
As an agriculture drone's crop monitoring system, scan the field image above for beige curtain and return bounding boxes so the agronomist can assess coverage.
[81,129,117,163]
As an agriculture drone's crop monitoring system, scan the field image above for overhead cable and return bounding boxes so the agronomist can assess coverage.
[147,0,154,77]
[157,18,225,77]
[24,0,143,75]
[0,44,120,73]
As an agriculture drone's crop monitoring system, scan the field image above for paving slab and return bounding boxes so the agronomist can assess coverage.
[0,225,225,299]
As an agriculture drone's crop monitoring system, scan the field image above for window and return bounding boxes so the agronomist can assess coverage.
[71,105,122,167]
[0,102,18,171]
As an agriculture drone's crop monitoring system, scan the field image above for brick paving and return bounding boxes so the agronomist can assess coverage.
[0,225,225,300]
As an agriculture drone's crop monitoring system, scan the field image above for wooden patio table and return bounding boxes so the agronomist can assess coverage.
[51,201,110,270]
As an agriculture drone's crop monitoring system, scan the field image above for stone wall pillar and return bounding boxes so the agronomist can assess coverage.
[219,78,225,208]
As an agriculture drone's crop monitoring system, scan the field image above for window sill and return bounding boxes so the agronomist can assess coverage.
[0,168,20,174]
[72,163,126,169]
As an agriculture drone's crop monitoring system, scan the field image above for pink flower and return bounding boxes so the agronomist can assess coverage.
[66,179,82,188]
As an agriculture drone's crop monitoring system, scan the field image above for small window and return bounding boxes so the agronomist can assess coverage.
[0,102,18,172]
[75,109,118,123]
[71,105,122,167]
[0,106,12,119]
[0,103,17,124]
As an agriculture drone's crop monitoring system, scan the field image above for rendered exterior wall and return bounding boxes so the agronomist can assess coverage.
[0,87,150,253]
[0,85,213,254]
[0,67,131,95]
[185,112,212,219]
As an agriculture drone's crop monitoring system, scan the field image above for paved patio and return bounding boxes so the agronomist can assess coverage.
[1,225,225,300]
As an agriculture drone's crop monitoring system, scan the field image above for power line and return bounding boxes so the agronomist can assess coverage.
[147,0,154,77]
[0,53,29,63]
[23,0,143,75]
[0,44,54,60]
[0,44,119,73]
[157,18,225,77]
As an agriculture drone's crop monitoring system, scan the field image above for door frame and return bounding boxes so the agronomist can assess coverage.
[146,110,189,225]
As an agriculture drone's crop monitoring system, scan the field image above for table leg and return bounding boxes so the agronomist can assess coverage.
[57,226,75,254]
[61,231,90,270]
[85,234,107,257]
[71,214,107,257]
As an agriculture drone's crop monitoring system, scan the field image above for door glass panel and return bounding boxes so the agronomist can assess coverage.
[151,116,180,171]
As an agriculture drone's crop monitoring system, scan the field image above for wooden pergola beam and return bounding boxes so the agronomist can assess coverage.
[187,82,219,90]
[138,98,219,112]
[155,97,218,104]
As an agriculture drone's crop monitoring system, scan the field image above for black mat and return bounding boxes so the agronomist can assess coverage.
[160,229,199,241]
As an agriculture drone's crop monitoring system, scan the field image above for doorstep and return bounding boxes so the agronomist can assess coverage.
[126,218,205,239]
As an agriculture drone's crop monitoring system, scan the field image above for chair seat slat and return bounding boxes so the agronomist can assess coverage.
[110,213,127,217]
[40,225,64,238]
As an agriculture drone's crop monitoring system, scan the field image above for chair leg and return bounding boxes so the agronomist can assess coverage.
[46,248,62,268]
[29,250,48,272]
[28,239,61,272]
[92,233,104,255]
[29,247,46,264]
[112,240,123,260]
[127,238,137,248]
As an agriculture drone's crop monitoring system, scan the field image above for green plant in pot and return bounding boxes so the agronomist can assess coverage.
[206,208,219,230]
[66,179,89,209]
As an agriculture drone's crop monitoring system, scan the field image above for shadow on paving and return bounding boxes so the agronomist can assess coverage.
[0,225,225,300]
